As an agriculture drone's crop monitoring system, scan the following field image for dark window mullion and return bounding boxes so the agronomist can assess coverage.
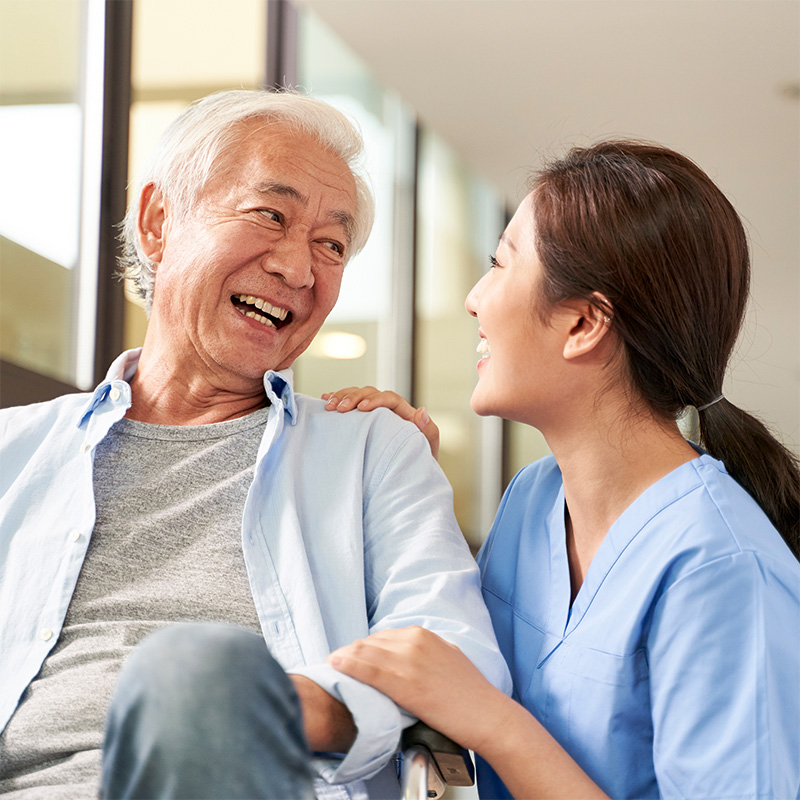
[93,0,133,383]
[266,0,298,90]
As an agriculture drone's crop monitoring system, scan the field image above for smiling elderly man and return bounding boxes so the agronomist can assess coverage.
[0,90,510,800]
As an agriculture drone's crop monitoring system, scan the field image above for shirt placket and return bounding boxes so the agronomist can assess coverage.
[242,383,306,670]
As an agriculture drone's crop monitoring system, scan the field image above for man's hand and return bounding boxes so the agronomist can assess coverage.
[322,387,440,461]
[289,675,357,753]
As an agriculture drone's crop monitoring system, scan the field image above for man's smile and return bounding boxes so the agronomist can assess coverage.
[231,294,292,329]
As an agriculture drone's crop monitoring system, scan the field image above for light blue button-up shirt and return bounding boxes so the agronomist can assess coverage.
[0,349,511,797]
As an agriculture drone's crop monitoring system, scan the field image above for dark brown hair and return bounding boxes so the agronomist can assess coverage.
[530,140,799,557]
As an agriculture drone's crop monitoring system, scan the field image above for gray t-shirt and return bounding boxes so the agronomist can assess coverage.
[0,408,269,798]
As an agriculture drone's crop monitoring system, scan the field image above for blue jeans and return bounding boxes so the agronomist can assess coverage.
[101,623,316,799]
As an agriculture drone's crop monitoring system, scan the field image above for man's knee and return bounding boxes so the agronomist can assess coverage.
[102,623,314,799]
[119,623,281,699]
[108,623,299,734]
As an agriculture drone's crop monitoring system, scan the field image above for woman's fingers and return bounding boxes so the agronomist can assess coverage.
[412,407,440,461]
[328,628,443,715]
[322,387,440,460]
[327,639,401,695]
[322,386,381,412]
[322,386,407,414]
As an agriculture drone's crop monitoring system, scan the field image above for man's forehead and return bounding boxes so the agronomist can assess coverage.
[209,122,355,209]
[230,120,342,174]
[230,122,353,187]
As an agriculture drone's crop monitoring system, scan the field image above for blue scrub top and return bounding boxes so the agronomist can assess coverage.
[475,453,800,799]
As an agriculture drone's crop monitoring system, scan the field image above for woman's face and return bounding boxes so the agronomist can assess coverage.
[465,193,567,425]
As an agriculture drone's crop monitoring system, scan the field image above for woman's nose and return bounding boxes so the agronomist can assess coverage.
[465,273,487,317]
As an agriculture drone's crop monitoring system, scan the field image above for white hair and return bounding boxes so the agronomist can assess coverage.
[119,89,375,313]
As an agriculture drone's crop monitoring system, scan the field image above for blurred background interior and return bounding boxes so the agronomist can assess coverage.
[1,0,798,552]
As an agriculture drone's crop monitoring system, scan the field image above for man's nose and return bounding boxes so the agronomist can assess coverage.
[263,236,314,289]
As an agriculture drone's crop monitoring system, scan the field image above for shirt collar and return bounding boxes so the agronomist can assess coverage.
[77,349,141,427]
[264,368,298,425]
[78,349,298,427]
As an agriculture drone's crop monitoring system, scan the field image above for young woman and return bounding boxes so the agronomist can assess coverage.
[322,141,800,798]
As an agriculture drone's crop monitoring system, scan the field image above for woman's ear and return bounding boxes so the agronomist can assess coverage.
[137,183,167,263]
[562,293,614,361]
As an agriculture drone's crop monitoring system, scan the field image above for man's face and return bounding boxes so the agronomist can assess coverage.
[142,122,358,386]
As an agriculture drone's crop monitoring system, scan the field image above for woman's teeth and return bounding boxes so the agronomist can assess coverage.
[477,338,490,355]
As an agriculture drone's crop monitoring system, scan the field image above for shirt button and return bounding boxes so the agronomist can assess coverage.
[109,387,121,401]
[80,441,90,453]
[69,530,82,542]
[40,628,53,641]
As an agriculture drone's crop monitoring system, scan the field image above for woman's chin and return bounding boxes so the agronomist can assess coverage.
[470,389,498,418]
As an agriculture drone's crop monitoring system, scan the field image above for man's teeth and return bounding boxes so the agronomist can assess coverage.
[234,294,289,328]
[238,307,275,327]
[235,294,288,321]
[477,338,490,355]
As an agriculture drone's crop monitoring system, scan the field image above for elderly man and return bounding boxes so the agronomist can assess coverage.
[0,90,510,799]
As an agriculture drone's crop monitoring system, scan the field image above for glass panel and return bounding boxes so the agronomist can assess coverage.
[292,9,415,399]
[0,0,84,385]
[123,0,267,351]
[415,130,504,548]
[132,0,266,93]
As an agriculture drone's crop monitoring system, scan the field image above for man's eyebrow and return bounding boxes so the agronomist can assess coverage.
[254,181,355,246]
[499,232,517,251]
[329,210,355,246]
[255,181,304,202]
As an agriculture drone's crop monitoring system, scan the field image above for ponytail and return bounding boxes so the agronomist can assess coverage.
[530,140,799,559]
[698,400,799,558]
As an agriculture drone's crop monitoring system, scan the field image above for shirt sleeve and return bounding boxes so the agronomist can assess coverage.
[295,416,512,785]
[647,550,800,799]
[288,663,407,784]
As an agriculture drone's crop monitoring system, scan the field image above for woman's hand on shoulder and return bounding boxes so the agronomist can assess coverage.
[322,387,439,460]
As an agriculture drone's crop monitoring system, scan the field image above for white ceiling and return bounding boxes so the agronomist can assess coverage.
[298,0,800,449]
[299,0,798,205]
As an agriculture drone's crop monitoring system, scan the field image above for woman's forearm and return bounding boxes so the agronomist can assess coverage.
[475,691,608,800]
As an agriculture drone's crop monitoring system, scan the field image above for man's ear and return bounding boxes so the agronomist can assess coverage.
[137,183,167,264]
[562,293,614,361]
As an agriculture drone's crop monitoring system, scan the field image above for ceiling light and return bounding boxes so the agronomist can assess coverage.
[316,331,367,359]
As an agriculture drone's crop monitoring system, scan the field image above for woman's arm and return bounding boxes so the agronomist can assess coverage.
[327,627,607,799]
[323,387,440,460]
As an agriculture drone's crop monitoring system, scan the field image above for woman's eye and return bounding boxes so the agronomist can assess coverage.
[488,255,500,270]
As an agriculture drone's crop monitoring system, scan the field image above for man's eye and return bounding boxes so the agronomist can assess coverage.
[322,241,344,256]
[258,209,282,223]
